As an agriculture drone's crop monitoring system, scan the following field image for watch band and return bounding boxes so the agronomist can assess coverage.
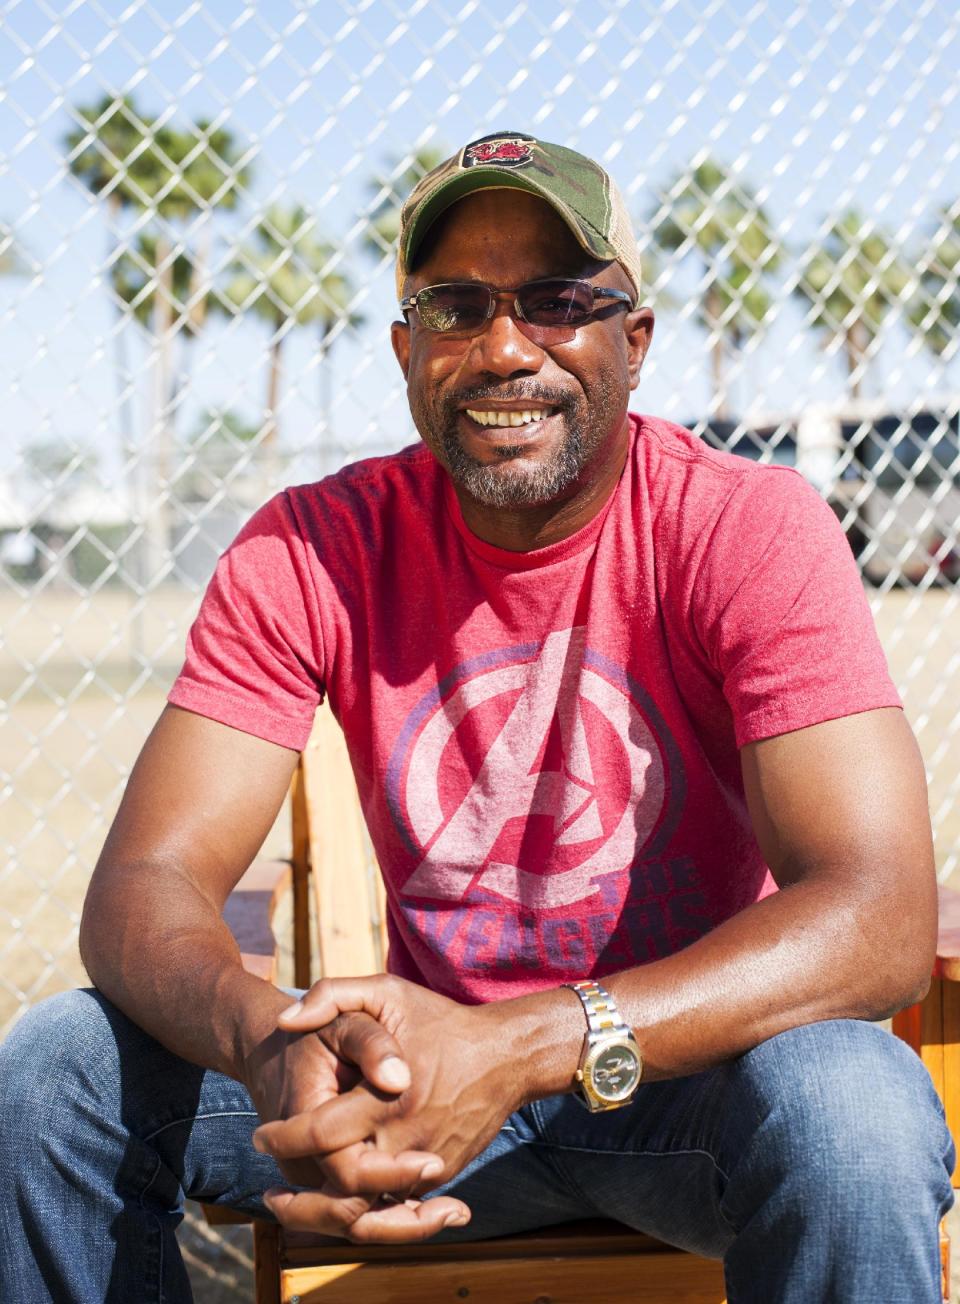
[564,979,631,1037]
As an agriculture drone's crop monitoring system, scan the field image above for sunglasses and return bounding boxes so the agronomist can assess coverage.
[400,278,634,338]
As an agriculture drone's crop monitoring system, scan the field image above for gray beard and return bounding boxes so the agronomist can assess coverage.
[439,418,587,508]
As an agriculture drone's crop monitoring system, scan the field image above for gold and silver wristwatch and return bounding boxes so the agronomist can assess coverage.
[563,979,643,1112]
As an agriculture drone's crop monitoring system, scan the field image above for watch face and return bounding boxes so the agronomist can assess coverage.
[589,1043,641,1101]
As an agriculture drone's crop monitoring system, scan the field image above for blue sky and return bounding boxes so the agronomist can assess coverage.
[1,0,958,485]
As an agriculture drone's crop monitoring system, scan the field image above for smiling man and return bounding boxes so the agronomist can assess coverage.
[396,190,643,531]
[0,132,954,1304]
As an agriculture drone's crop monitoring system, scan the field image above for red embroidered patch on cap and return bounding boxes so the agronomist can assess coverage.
[462,133,534,169]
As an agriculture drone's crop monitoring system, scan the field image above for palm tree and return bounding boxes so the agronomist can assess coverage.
[223,205,360,475]
[134,118,249,456]
[64,97,250,579]
[908,208,960,362]
[65,97,250,443]
[649,159,781,418]
[111,233,208,333]
[111,232,217,433]
[794,211,910,400]
[362,145,447,265]
[64,96,160,455]
[64,94,161,211]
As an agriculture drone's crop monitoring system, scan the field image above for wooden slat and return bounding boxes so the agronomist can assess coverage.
[941,1219,951,1303]
[222,858,291,984]
[943,978,960,1186]
[919,979,947,1101]
[282,1220,667,1266]
[254,1222,283,1304]
[280,1251,726,1303]
[302,707,380,978]
[289,764,313,989]
[891,1001,922,1056]
[895,976,960,1187]
[373,862,389,971]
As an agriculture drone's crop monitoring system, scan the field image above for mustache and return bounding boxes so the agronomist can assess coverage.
[450,383,575,411]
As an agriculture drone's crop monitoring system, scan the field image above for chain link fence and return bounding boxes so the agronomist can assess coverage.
[2,1,959,1048]
[3,4,959,1298]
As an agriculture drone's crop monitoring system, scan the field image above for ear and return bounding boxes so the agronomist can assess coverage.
[623,307,654,391]
[391,320,411,380]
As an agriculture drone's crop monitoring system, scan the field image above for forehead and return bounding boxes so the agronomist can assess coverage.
[408,189,608,287]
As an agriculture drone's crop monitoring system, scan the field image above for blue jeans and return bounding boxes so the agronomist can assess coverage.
[0,989,953,1303]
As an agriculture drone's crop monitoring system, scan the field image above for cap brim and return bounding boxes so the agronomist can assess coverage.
[400,168,618,277]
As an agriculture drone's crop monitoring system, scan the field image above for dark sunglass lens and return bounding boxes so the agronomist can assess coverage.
[417,284,491,332]
[519,280,594,326]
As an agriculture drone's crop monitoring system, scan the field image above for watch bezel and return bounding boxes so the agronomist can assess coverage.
[581,1035,642,1104]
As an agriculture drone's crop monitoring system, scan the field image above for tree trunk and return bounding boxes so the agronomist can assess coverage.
[106,194,136,464]
[318,323,331,478]
[186,214,211,335]
[845,320,869,400]
[706,285,728,420]
[143,232,175,584]
[105,194,144,658]
[263,325,284,491]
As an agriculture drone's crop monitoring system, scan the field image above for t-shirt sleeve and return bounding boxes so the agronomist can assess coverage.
[692,468,901,747]
[167,491,326,751]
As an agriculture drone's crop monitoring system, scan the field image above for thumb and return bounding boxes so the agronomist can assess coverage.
[318,1010,411,1094]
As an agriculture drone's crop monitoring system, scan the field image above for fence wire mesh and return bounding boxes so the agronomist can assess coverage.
[2,0,959,1040]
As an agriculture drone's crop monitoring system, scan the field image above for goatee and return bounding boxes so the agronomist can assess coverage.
[430,385,585,508]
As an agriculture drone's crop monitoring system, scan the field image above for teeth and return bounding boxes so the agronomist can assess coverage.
[465,408,550,427]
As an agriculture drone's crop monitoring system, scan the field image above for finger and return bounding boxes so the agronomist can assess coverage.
[264,1187,470,1242]
[262,1184,372,1237]
[319,1011,411,1094]
[348,1197,471,1244]
[253,1086,392,1159]
[277,976,395,1032]
[320,1143,445,1198]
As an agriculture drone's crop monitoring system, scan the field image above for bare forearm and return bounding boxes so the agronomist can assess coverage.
[610,873,931,1078]
[499,873,934,1102]
[79,860,288,1082]
[78,707,300,1082]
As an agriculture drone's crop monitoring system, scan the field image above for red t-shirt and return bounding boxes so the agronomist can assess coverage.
[169,414,900,1003]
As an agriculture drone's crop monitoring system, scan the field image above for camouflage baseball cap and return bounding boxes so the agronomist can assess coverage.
[396,131,643,306]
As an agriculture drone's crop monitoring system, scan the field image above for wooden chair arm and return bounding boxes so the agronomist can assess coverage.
[203,857,295,1228]
[221,857,292,984]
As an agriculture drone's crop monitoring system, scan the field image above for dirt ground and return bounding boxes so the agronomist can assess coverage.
[2,584,959,1301]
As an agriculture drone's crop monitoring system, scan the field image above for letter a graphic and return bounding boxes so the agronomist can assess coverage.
[401,629,662,908]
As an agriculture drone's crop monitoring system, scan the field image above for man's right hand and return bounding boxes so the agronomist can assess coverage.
[81,708,471,1243]
[241,1003,471,1241]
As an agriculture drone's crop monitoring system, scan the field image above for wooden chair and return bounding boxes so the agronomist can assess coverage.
[205,705,959,1304]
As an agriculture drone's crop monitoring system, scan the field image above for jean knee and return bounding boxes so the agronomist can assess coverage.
[730,1020,953,1203]
[0,990,123,1149]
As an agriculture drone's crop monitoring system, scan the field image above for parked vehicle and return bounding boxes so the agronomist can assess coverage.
[690,408,960,587]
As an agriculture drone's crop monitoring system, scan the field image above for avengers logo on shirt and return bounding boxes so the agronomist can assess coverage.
[386,629,708,978]
[390,627,667,904]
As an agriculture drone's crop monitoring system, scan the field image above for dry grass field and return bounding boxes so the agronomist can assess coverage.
[2,584,959,1300]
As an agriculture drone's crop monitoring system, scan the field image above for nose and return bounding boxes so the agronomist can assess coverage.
[467,300,545,378]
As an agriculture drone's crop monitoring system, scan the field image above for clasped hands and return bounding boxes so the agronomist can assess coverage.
[245,974,517,1243]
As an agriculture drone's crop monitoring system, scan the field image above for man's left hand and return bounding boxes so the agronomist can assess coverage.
[253,975,531,1226]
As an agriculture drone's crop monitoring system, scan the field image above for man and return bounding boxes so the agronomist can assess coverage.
[0,131,953,1303]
